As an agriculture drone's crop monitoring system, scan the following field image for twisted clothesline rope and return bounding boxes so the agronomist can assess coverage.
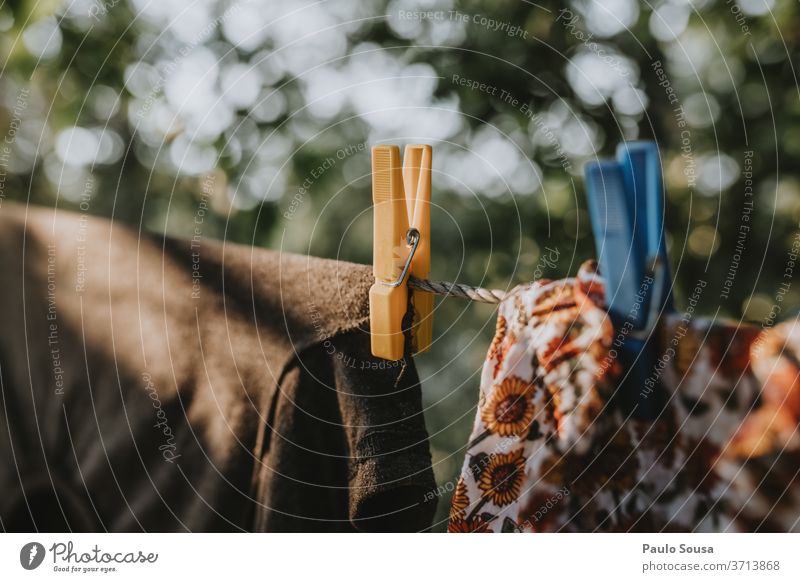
[408,276,507,304]
[386,229,507,304]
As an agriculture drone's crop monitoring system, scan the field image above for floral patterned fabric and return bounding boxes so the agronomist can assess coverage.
[449,260,800,532]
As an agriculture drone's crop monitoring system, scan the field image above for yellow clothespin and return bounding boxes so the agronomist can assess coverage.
[369,144,433,360]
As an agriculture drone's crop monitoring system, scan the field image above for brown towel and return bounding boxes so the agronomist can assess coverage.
[0,203,436,532]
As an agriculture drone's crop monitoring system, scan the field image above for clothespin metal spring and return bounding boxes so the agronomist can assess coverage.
[380,228,421,288]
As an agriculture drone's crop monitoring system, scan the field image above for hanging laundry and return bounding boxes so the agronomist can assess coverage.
[449,260,800,532]
[0,203,437,532]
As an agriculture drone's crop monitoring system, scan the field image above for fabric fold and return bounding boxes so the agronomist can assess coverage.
[450,260,800,532]
[0,203,436,532]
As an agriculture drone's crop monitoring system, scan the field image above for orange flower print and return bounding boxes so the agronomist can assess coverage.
[447,516,491,533]
[489,315,509,377]
[481,376,536,437]
[530,285,576,317]
[478,449,526,507]
[449,478,470,521]
[488,315,507,361]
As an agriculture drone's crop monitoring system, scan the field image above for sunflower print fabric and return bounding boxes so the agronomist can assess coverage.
[448,260,800,532]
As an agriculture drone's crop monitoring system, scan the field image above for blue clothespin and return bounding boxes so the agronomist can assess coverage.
[584,141,673,419]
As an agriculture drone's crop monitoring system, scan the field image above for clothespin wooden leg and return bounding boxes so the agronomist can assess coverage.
[403,145,433,354]
[369,145,409,360]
